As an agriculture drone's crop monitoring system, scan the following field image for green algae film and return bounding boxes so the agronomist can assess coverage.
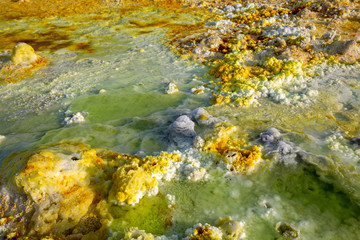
[69,91,186,123]
[165,166,360,239]
[109,194,171,235]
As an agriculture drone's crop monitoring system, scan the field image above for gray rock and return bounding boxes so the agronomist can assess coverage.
[260,128,281,143]
[277,141,293,155]
[168,115,197,148]
[190,107,220,126]
[338,40,360,63]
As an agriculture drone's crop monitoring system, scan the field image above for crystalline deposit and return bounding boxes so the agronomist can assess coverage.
[64,111,87,125]
[165,82,179,94]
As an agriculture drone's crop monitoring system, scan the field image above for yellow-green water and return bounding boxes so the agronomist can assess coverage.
[0,5,359,240]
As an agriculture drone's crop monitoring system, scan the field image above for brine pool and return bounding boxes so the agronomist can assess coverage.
[0,6,360,240]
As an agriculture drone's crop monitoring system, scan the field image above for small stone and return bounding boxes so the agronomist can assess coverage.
[320,1,334,14]
[193,136,205,148]
[99,89,106,94]
[191,86,205,95]
[275,222,300,239]
[190,107,220,126]
[297,8,318,18]
[350,137,360,147]
[200,35,223,49]
[223,5,235,12]
[233,3,242,9]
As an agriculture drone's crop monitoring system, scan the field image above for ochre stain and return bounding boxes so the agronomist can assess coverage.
[0,25,74,52]
[128,20,170,28]
[67,42,95,53]
[0,0,188,20]
[0,0,110,20]
[137,30,154,34]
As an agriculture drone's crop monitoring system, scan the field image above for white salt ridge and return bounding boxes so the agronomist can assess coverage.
[326,133,360,163]
[176,148,211,182]
[265,25,309,37]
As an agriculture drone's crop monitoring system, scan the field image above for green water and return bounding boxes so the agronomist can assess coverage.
[0,8,209,158]
[0,6,360,240]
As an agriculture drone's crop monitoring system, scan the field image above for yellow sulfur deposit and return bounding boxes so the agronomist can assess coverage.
[2,142,180,238]
[207,51,304,106]
[122,227,155,240]
[109,152,178,205]
[203,124,262,173]
[203,124,240,154]
[185,223,223,240]
[0,43,47,83]
[262,57,303,79]
[11,42,41,65]
[15,148,101,235]
[233,8,291,25]
[109,162,158,205]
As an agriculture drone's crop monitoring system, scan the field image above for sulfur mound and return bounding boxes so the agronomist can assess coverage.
[184,223,223,240]
[109,152,179,205]
[14,144,110,236]
[11,42,41,65]
[165,82,179,94]
[260,128,281,144]
[184,218,245,240]
[0,143,181,239]
[202,123,262,173]
[337,40,360,64]
[0,42,47,83]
